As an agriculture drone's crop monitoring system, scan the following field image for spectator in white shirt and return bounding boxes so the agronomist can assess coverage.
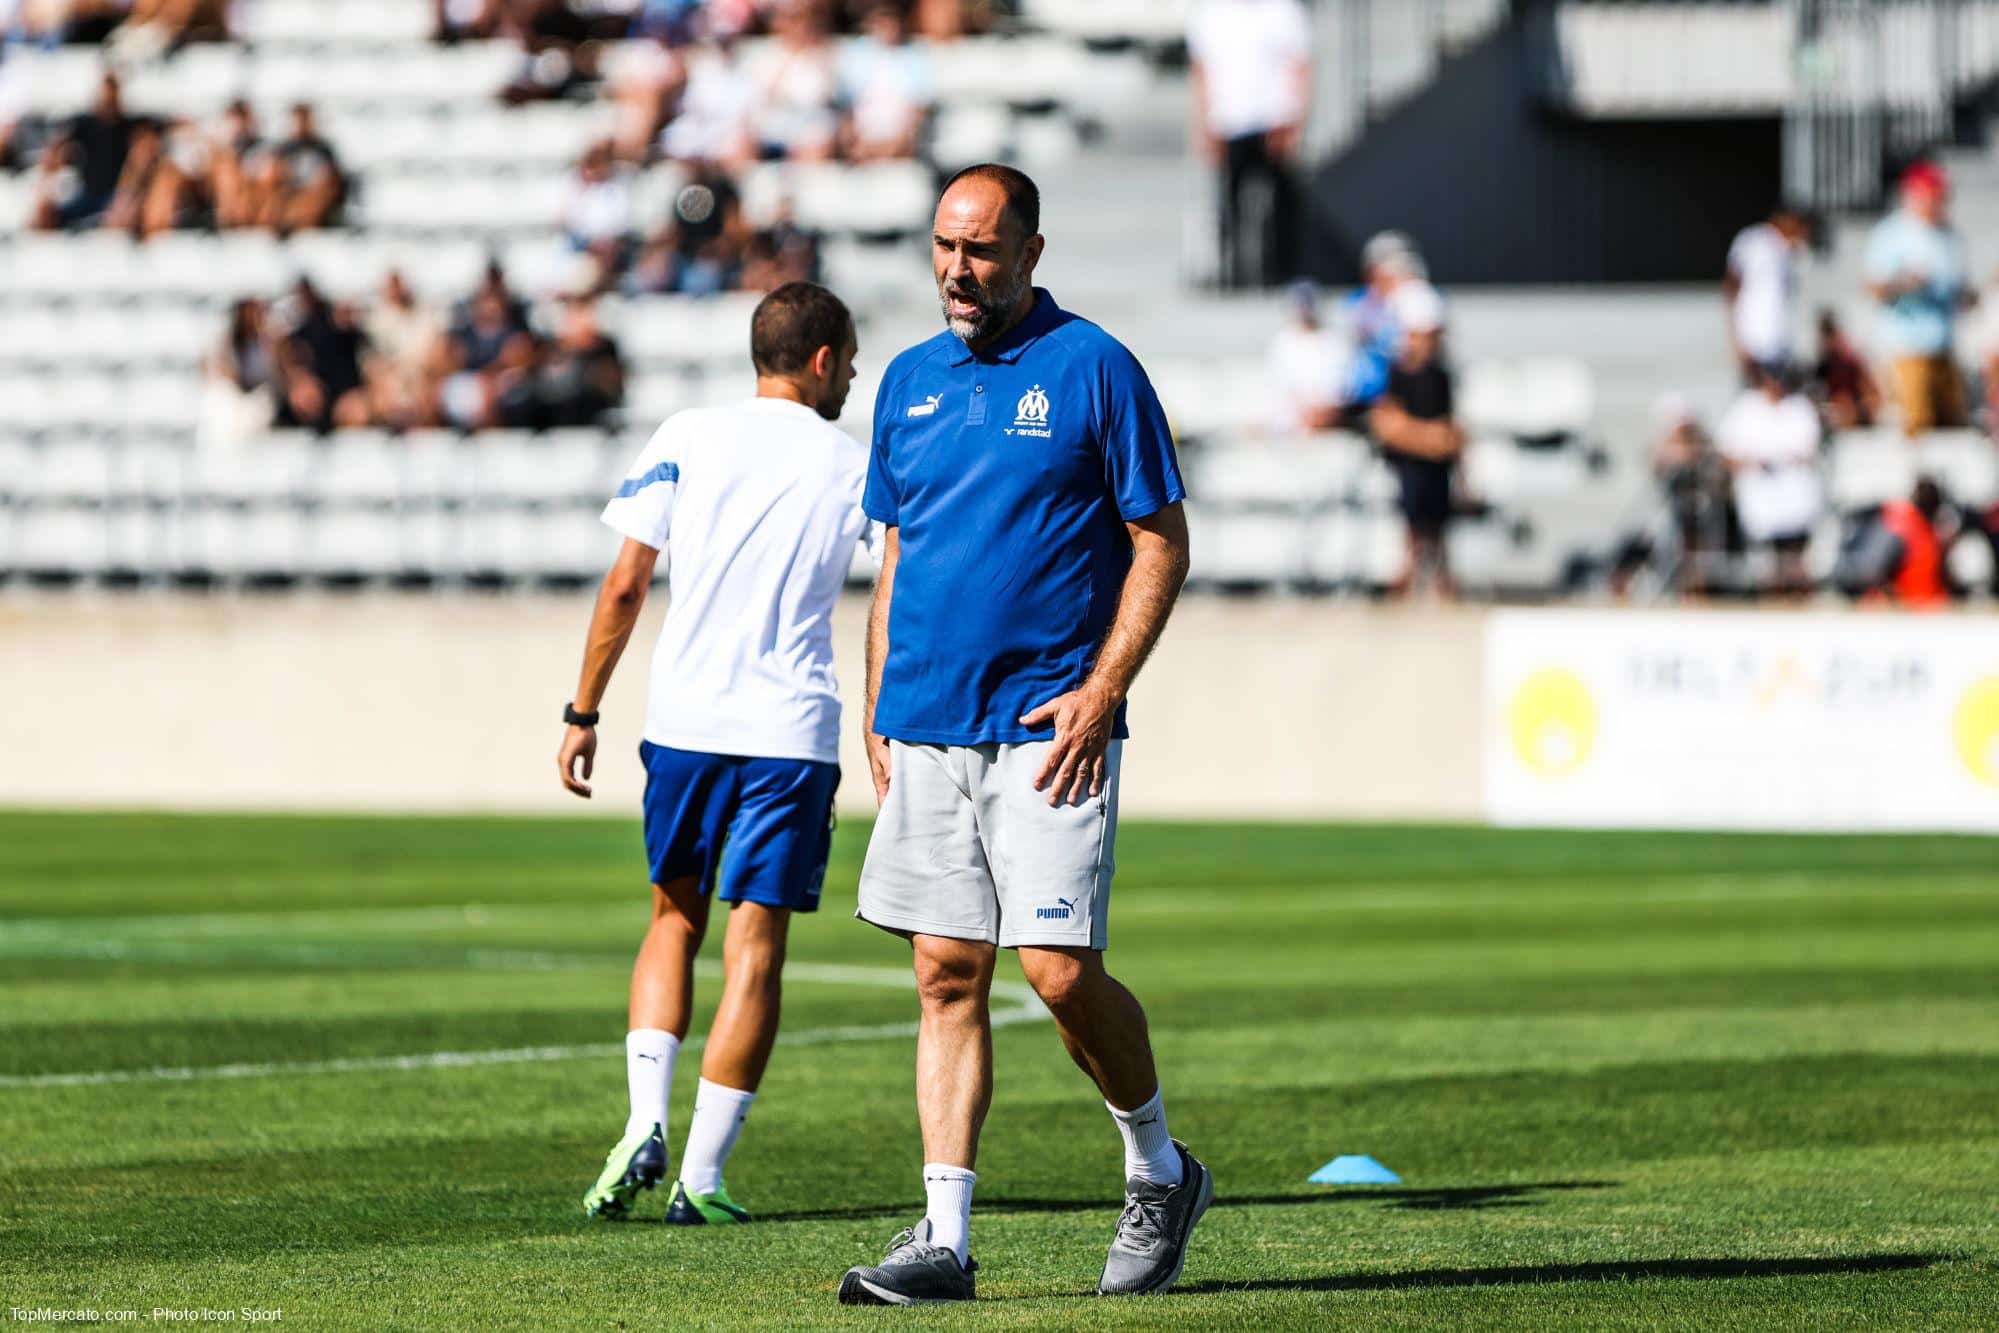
[839,2,933,163]
[660,37,759,168]
[564,139,635,280]
[1723,207,1809,381]
[1717,360,1824,597]
[1187,0,1312,289]
[751,0,839,162]
[1265,281,1350,435]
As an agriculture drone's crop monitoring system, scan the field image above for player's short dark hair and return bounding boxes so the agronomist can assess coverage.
[749,281,853,377]
[940,163,1040,241]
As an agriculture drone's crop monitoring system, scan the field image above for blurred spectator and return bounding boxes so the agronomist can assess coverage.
[1724,207,1808,380]
[534,294,626,426]
[751,0,839,162]
[1187,0,1311,289]
[738,196,821,291]
[364,271,445,430]
[607,30,689,159]
[1716,361,1823,596]
[105,0,228,59]
[1810,309,1879,431]
[434,0,499,42]
[1865,161,1973,436]
[627,161,751,294]
[563,139,635,278]
[257,101,346,233]
[440,277,538,430]
[660,37,758,167]
[1264,280,1348,435]
[201,296,279,444]
[839,1,933,162]
[1877,477,1954,607]
[1611,393,1734,597]
[1341,231,1422,412]
[1370,281,1462,599]
[275,279,372,434]
[29,70,137,230]
[209,98,261,228]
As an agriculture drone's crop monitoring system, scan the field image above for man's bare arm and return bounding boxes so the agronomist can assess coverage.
[557,538,659,798]
[863,526,899,803]
[1085,503,1190,704]
[1021,502,1190,805]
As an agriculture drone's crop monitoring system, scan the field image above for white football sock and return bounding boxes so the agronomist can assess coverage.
[1108,1089,1183,1187]
[623,1029,678,1139]
[921,1163,976,1266]
[678,1078,756,1195]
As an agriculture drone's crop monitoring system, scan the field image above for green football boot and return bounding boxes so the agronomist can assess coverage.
[664,1179,751,1225]
[582,1124,667,1218]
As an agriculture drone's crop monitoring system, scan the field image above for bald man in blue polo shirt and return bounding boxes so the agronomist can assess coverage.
[837,165,1210,1307]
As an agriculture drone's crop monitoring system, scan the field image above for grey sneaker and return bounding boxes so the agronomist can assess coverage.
[837,1219,978,1305]
[1098,1141,1214,1295]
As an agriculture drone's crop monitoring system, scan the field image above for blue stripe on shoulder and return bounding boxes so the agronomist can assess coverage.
[614,461,680,498]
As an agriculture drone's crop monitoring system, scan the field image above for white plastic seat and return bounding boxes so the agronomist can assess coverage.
[1828,433,1918,509]
[122,374,206,436]
[304,507,405,579]
[12,504,111,576]
[26,437,117,502]
[1194,511,1306,587]
[186,439,314,504]
[1916,430,1999,506]
[315,434,404,506]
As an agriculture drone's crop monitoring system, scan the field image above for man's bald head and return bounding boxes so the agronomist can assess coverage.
[933,164,1044,346]
[939,163,1039,243]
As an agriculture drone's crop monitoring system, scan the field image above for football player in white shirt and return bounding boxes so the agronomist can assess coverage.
[559,281,871,1225]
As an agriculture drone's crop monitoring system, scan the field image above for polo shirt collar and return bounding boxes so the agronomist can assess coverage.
[946,288,1060,366]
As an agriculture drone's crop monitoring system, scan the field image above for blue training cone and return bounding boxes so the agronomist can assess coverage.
[1309,1154,1402,1185]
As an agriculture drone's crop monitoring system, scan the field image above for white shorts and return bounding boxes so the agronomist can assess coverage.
[857,740,1120,950]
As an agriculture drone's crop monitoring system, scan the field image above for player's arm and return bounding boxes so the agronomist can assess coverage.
[557,537,660,799]
[863,525,899,804]
[1022,502,1190,806]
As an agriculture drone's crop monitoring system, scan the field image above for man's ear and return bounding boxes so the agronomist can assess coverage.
[812,344,835,380]
[1023,233,1045,279]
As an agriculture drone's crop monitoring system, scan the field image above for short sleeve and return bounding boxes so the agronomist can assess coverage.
[1099,346,1187,521]
[601,419,680,550]
[862,375,902,525]
[1725,228,1749,276]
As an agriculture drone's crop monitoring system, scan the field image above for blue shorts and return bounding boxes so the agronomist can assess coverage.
[638,741,838,912]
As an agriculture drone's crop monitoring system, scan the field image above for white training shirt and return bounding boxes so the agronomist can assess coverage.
[1187,0,1313,141]
[601,396,873,765]
[1716,388,1824,543]
[1726,222,1797,365]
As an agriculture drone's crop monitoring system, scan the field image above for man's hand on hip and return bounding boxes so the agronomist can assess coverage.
[1020,683,1118,807]
[557,724,597,798]
[866,730,892,805]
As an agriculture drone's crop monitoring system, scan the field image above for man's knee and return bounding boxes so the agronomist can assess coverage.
[649,883,707,949]
[913,939,992,1011]
[1019,948,1101,1018]
[723,905,789,988]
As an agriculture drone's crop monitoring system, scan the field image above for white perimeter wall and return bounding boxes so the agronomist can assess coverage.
[0,594,1485,821]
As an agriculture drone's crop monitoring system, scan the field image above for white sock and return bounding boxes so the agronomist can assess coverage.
[623,1029,678,1139]
[921,1163,976,1266]
[1108,1089,1183,1187]
[678,1078,756,1195]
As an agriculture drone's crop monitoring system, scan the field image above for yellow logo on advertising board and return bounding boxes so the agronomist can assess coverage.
[1954,676,1999,788]
[1508,668,1597,777]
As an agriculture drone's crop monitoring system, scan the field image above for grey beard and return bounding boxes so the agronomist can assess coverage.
[940,267,1030,342]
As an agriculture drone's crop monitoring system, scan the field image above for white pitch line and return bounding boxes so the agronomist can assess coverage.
[0,974,1049,1091]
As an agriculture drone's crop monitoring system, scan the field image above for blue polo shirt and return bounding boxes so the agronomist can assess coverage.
[863,289,1185,746]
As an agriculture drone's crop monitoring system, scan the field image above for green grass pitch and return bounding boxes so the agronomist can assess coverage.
[2,810,1996,1329]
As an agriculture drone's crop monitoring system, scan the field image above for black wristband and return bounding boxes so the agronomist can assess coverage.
[563,702,600,727]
